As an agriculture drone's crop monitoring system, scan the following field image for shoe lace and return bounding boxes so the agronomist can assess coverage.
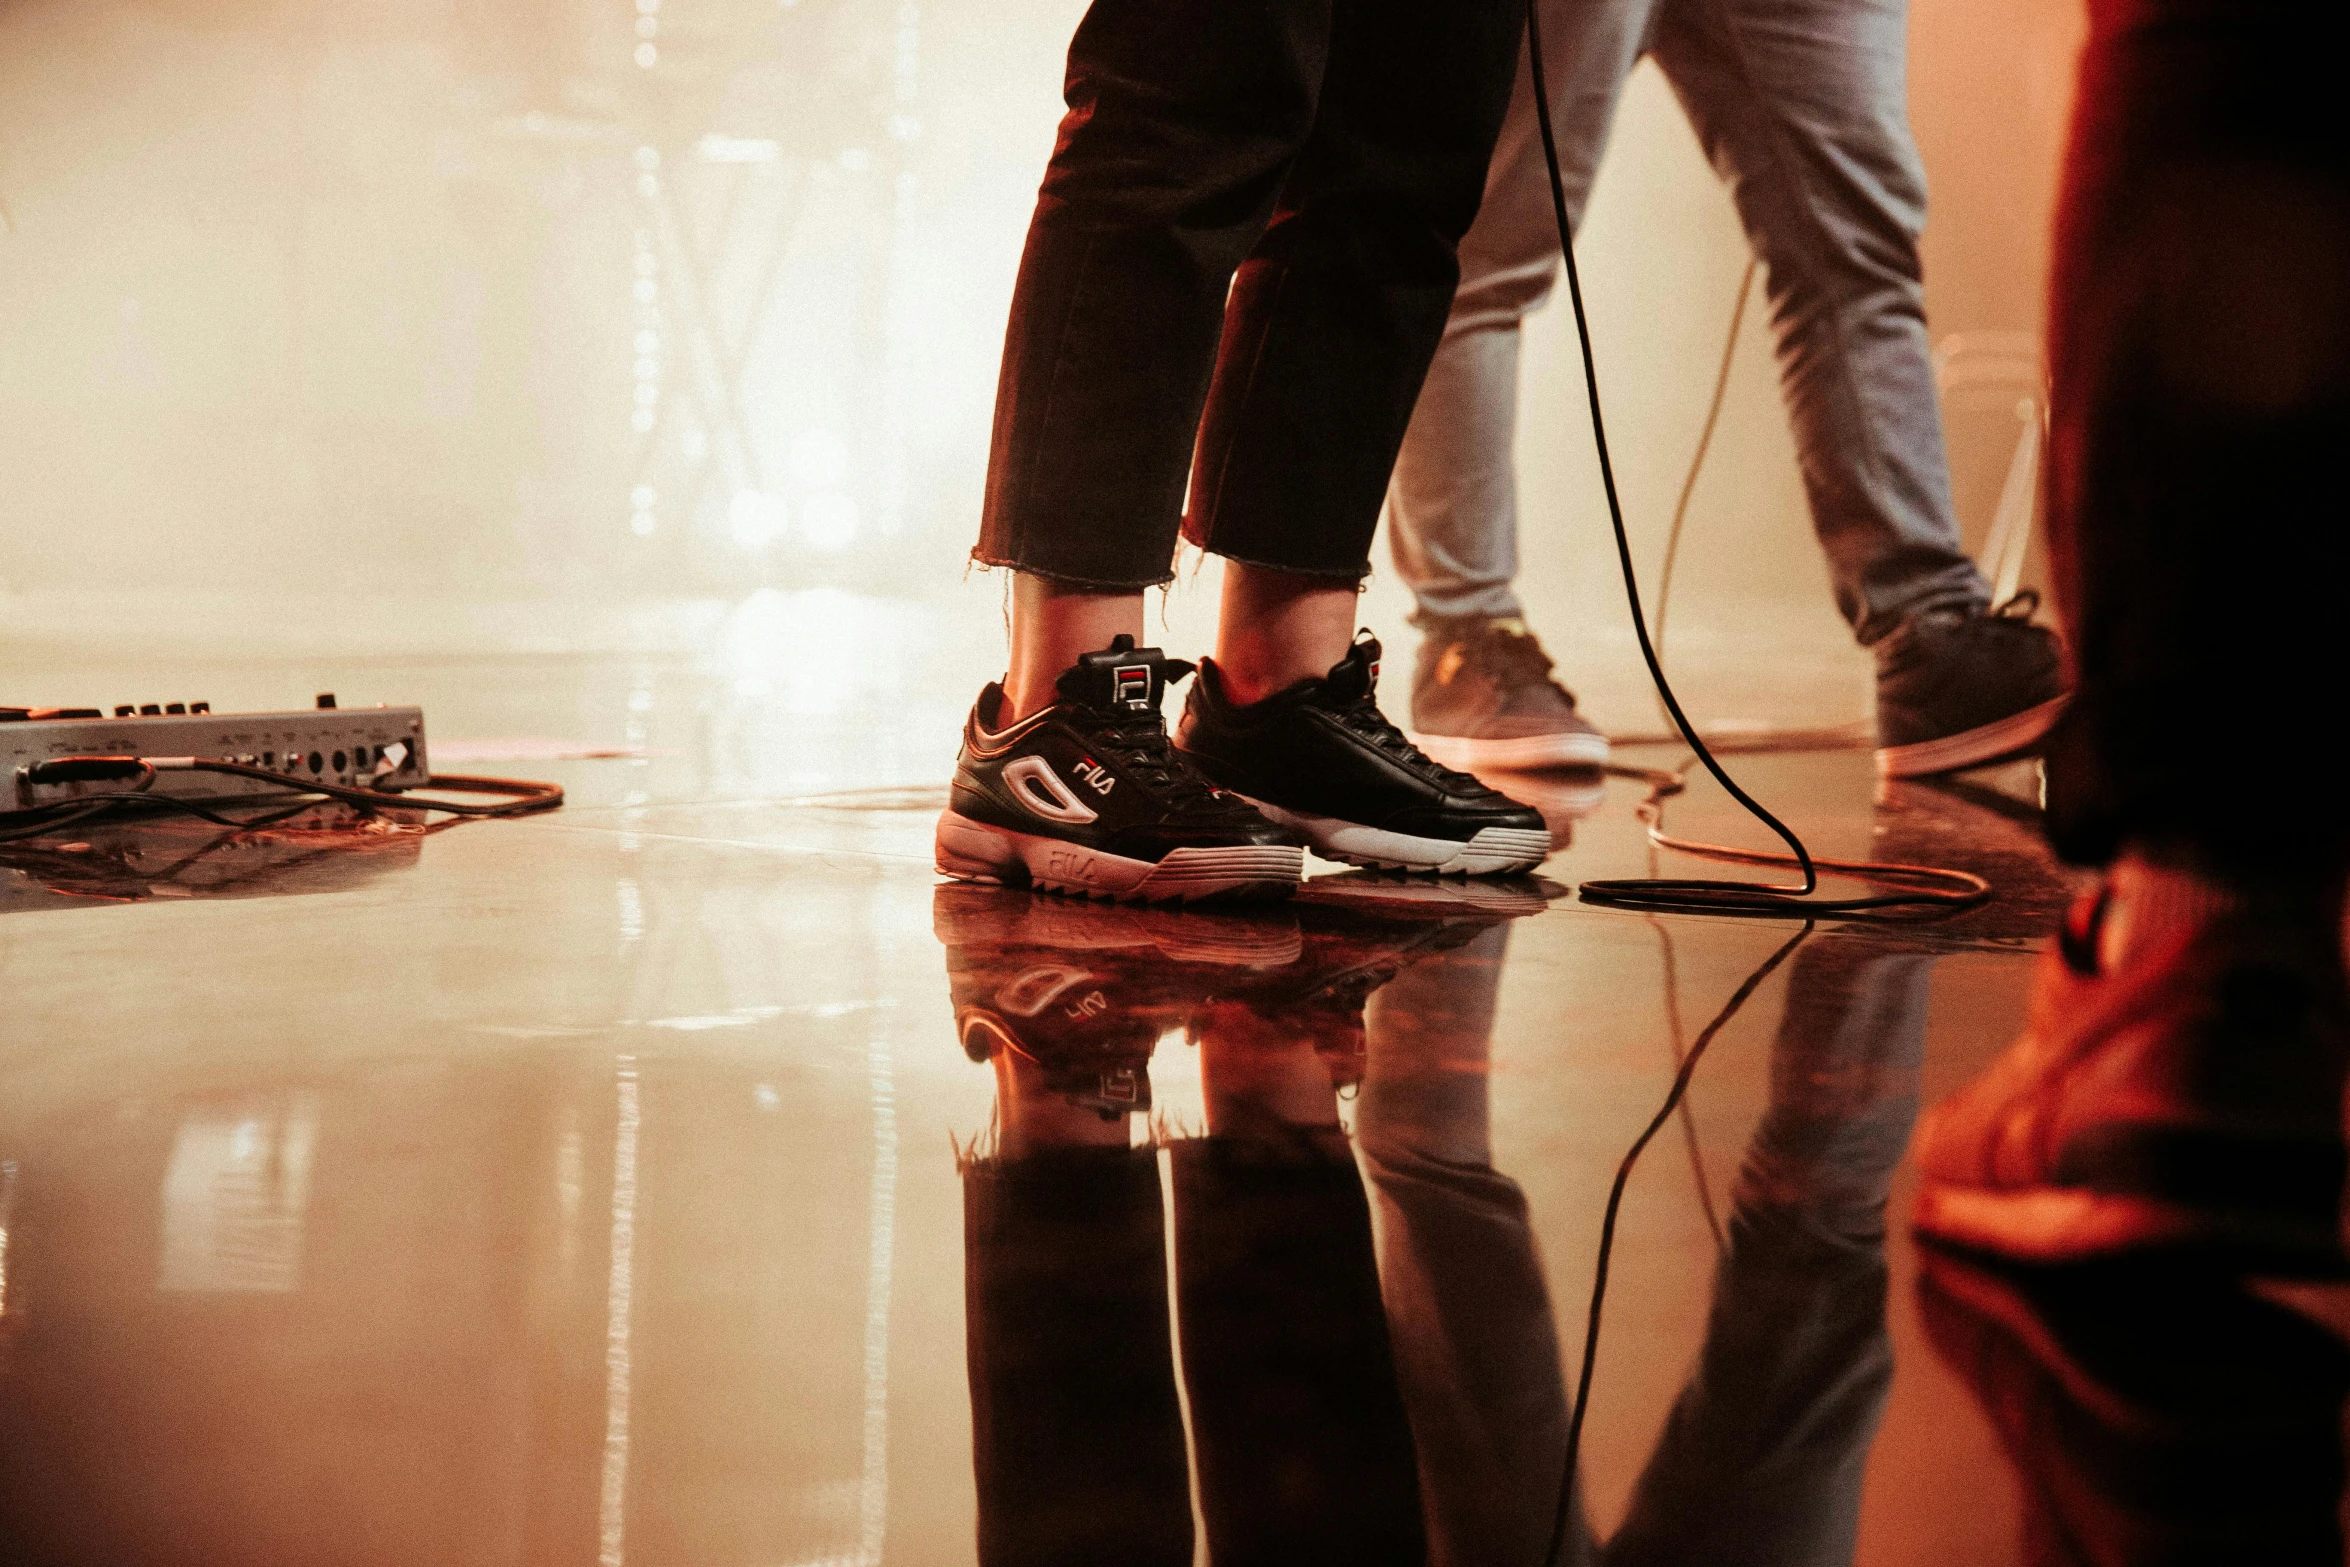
[1089,709,1226,806]
[1330,692,1484,791]
[1465,624,1579,705]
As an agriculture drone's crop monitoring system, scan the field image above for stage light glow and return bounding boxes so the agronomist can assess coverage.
[729,488,790,548]
[788,428,851,490]
[696,135,782,165]
[801,492,860,551]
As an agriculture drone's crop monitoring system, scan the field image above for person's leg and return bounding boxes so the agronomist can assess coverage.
[945,0,1351,900]
[1212,564,1365,707]
[1384,0,1656,630]
[1187,0,1530,706]
[1179,0,1523,587]
[1648,0,1978,643]
[976,0,1329,602]
[1912,0,2350,1268]
[1156,0,1554,878]
[1386,0,1653,774]
[1649,0,2066,777]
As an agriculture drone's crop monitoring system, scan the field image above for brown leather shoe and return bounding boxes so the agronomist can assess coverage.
[1911,884,2350,1272]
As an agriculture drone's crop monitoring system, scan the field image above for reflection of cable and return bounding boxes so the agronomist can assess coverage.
[1522,3,1982,919]
[1542,922,1813,1567]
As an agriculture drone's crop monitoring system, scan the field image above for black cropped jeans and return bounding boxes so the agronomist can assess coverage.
[974,0,1525,589]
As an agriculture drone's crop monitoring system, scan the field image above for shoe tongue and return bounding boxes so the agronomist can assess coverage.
[1322,636,1382,702]
[1057,634,1186,715]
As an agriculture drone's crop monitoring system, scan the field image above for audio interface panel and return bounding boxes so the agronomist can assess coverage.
[3,703,429,804]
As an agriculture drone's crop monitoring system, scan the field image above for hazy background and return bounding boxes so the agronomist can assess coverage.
[0,0,2084,734]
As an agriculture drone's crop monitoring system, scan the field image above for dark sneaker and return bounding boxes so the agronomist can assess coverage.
[1174,635,1551,877]
[1911,882,2350,1272]
[936,882,1301,1117]
[937,635,1304,903]
[1917,1248,2350,1563]
[1198,874,1550,1089]
[1406,615,1609,772]
[1874,595,2070,778]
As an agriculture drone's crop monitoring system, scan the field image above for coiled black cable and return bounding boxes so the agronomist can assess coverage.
[1520,4,1982,919]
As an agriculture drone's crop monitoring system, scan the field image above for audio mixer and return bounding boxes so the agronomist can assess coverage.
[2,695,429,806]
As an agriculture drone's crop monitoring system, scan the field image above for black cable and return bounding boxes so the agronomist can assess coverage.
[0,757,562,844]
[160,759,564,818]
[1541,921,1812,1567]
[1520,7,1971,919]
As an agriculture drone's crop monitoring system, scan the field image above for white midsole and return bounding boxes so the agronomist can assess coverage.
[1410,729,1611,772]
[934,810,1303,899]
[1875,694,2069,779]
[1241,798,1550,875]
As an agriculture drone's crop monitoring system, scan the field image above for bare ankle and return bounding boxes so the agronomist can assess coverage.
[1212,563,1362,705]
[1003,573,1144,723]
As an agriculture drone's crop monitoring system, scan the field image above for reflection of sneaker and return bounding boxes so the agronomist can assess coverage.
[934,882,1303,970]
[1406,616,1609,771]
[1177,636,1550,877]
[1911,883,2349,1271]
[1198,897,1529,1091]
[1874,597,2069,779]
[936,884,1301,1116]
[1300,869,1559,919]
[1916,1248,2350,1561]
[936,636,1303,903]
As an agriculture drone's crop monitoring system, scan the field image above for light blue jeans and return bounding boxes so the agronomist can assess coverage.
[1385,0,1989,644]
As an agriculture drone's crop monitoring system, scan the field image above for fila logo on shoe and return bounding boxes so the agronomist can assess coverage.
[1113,664,1151,708]
[1002,755,1100,825]
[1074,759,1116,796]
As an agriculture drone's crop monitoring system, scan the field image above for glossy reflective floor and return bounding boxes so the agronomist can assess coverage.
[3,632,2345,1566]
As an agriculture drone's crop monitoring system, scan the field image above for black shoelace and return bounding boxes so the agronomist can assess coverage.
[1327,692,1484,792]
[1083,708,1228,807]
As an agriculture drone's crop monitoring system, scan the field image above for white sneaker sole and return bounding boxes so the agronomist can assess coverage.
[933,810,1303,903]
[1242,799,1551,876]
[1409,728,1611,772]
[1875,694,2069,779]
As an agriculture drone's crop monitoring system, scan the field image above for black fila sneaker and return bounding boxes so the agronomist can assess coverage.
[936,636,1304,903]
[1175,634,1551,877]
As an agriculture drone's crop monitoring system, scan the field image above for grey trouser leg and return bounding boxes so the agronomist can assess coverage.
[1386,0,1990,643]
[1387,0,1652,625]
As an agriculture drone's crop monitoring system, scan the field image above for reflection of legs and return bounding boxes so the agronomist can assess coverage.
[1174,1026,1426,1566]
[1606,943,1928,1567]
[964,1056,1189,1567]
[1357,927,1585,1567]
